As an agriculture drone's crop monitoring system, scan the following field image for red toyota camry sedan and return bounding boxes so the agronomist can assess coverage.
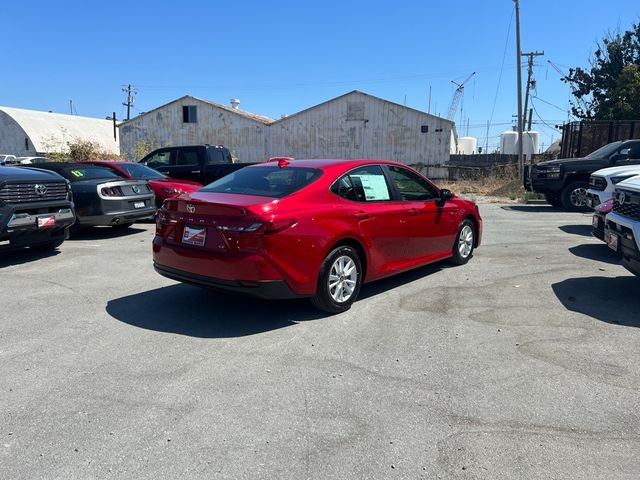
[153,159,482,313]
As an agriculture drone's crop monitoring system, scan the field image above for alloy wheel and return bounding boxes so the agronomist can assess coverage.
[328,255,358,303]
[458,225,474,259]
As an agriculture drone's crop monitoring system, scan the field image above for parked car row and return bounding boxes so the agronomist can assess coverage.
[2,154,484,314]
[585,162,640,277]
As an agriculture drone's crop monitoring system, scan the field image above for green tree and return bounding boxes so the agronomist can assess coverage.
[563,22,640,120]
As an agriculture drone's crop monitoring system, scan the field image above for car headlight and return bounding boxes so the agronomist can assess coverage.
[611,175,634,185]
[541,166,561,178]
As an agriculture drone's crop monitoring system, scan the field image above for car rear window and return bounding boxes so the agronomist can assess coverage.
[200,166,323,198]
[62,166,123,182]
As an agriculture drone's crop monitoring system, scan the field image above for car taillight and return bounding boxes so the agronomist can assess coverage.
[263,219,297,234]
[101,186,124,196]
[218,223,263,233]
[161,187,185,195]
[216,219,297,234]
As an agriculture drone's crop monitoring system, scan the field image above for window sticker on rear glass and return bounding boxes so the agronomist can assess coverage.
[70,170,84,178]
[351,174,390,201]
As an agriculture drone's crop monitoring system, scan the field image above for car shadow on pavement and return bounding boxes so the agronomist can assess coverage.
[0,248,61,268]
[501,205,559,213]
[552,276,640,327]
[359,262,444,300]
[568,244,622,265]
[558,224,593,237]
[68,226,148,241]
[106,283,325,338]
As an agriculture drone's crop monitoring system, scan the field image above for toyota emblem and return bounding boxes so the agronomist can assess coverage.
[34,184,47,196]
[186,204,196,214]
[619,192,626,205]
[132,185,141,194]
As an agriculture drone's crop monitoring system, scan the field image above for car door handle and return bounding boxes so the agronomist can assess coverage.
[407,208,419,216]
[354,211,371,219]
[190,170,201,174]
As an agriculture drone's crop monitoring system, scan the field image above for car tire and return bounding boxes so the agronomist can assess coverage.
[450,219,475,265]
[310,245,363,314]
[544,193,562,208]
[561,181,589,211]
[29,239,64,252]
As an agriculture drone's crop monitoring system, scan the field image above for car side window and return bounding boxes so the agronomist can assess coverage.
[177,148,199,166]
[622,143,640,159]
[331,165,391,202]
[145,150,172,168]
[387,165,439,201]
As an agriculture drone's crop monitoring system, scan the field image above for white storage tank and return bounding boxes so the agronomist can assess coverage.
[522,131,540,158]
[500,131,540,158]
[457,136,477,154]
[500,131,519,155]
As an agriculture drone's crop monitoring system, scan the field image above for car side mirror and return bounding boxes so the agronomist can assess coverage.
[439,188,454,204]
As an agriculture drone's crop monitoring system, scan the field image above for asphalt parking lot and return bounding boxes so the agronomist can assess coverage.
[1,203,639,479]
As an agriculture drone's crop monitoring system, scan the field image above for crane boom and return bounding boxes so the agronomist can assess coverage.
[447,72,476,122]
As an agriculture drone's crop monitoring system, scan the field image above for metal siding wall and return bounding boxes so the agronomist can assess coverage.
[271,92,451,165]
[119,98,268,162]
[120,93,452,165]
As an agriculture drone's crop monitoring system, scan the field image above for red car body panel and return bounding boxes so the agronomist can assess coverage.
[82,160,202,205]
[153,159,482,298]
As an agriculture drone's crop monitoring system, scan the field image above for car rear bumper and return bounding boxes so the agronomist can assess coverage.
[79,206,156,226]
[152,236,311,298]
[154,263,303,299]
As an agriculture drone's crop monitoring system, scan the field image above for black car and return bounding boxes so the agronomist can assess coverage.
[30,163,156,231]
[1,165,75,252]
[524,140,640,211]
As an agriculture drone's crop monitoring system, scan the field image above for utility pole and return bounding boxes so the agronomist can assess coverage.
[514,0,524,178]
[122,84,137,121]
[521,50,544,134]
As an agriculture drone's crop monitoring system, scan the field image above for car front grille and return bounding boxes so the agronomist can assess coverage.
[0,182,68,204]
[589,176,606,191]
[613,189,640,221]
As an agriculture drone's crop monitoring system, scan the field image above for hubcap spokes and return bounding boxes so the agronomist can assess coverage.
[571,188,587,207]
[328,255,357,303]
[458,225,474,258]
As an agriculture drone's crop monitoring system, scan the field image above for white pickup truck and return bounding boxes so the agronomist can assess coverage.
[605,175,640,275]
[586,164,640,209]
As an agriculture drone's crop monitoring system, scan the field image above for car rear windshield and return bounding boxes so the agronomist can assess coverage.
[200,166,323,198]
[114,163,166,180]
[61,166,123,182]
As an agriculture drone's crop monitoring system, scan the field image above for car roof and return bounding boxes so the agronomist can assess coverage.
[251,158,404,172]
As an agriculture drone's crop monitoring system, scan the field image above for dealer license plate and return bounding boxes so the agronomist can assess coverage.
[592,215,599,228]
[37,215,56,228]
[182,225,206,246]
[134,201,145,208]
[607,232,619,252]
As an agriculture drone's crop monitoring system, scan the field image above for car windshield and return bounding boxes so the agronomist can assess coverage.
[115,163,166,179]
[61,166,123,182]
[200,166,323,198]
[585,142,623,159]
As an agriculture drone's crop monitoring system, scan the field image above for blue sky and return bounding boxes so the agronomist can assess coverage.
[2,1,639,152]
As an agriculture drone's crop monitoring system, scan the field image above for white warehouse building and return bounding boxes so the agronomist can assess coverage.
[0,106,120,156]
[118,91,453,166]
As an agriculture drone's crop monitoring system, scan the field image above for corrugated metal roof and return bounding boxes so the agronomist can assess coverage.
[0,106,119,154]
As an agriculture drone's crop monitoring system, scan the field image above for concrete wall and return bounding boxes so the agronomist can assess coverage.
[119,97,269,162]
